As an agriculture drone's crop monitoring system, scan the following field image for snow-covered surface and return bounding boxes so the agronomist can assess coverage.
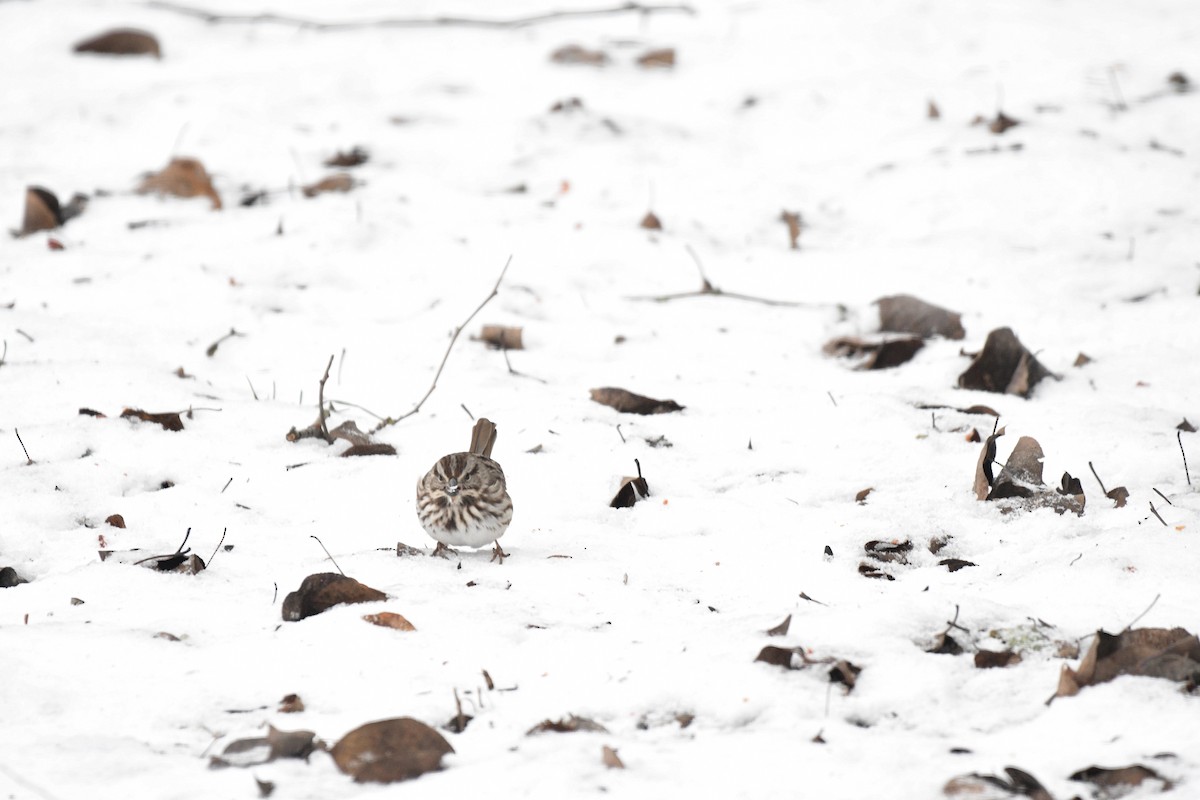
[2,1,1198,797]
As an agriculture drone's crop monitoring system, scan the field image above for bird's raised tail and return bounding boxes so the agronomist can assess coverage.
[469,418,498,458]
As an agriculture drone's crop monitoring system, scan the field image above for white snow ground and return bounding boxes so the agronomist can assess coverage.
[2,1,1198,798]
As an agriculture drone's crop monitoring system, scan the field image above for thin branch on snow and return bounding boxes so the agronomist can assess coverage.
[372,256,512,433]
[627,244,834,308]
[285,355,336,444]
[145,1,695,30]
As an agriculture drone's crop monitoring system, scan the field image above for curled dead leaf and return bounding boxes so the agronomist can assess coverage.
[927,632,964,655]
[324,147,369,168]
[610,459,650,508]
[1053,627,1200,701]
[640,211,663,230]
[527,715,609,735]
[766,614,792,637]
[120,408,184,432]
[602,745,625,769]
[302,173,355,198]
[636,48,675,68]
[279,694,305,713]
[829,660,862,692]
[974,650,1021,669]
[875,295,965,340]
[282,573,387,621]
[210,725,318,769]
[74,28,161,58]
[105,514,126,528]
[331,718,453,783]
[363,611,416,631]
[1069,764,1173,793]
[550,44,608,66]
[780,210,802,249]
[958,327,1057,397]
[823,336,924,370]
[19,186,62,235]
[590,387,683,415]
[476,325,524,350]
[138,157,221,209]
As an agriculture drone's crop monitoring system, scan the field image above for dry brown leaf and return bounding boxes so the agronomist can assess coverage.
[282,573,387,621]
[363,611,416,631]
[120,408,184,432]
[875,295,965,340]
[927,633,964,655]
[940,558,976,572]
[19,186,62,235]
[780,210,802,249]
[973,425,1006,500]
[331,718,453,783]
[755,645,800,668]
[610,459,650,508]
[864,539,912,564]
[855,487,873,504]
[766,614,792,637]
[1178,418,1197,433]
[974,650,1022,669]
[829,660,862,692]
[138,157,221,209]
[988,435,1045,498]
[341,443,397,457]
[324,147,369,168]
[210,725,317,769]
[1069,764,1173,793]
[1106,486,1130,508]
[858,563,894,580]
[0,567,29,587]
[944,767,1052,800]
[927,100,941,119]
[550,44,608,66]
[302,173,355,198]
[823,335,925,369]
[601,745,626,769]
[1073,352,1093,367]
[74,28,161,58]
[105,514,126,528]
[988,111,1020,134]
[640,210,662,230]
[636,47,675,68]
[279,694,305,713]
[476,325,524,350]
[1054,627,1200,700]
[527,715,609,735]
[590,387,683,415]
[958,327,1057,397]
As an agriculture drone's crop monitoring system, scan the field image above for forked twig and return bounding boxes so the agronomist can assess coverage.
[627,245,831,308]
[373,257,511,433]
[146,1,695,30]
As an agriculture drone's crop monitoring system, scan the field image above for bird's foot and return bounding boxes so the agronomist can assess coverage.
[490,541,509,564]
[431,542,459,559]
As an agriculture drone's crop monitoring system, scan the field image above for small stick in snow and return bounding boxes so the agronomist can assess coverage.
[220,477,232,493]
[373,256,511,433]
[616,424,625,443]
[1152,488,1173,506]
[1068,553,1082,566]
[205,327,242,357]
[207,528,228,566]
[1179,430,1192,486]
[502,347,547,384]
[310,535,344,575]
[1122,593,1161,632]
[146,0,696,31]
[1148,502,1167,526]
[15,428,33,465]
[246,376,259,400]
[1087,461,1108,495]
[628,245,829,308]
[461,403,474,420]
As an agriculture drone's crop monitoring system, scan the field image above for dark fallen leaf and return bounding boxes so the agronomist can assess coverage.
[636,47,675,68]
[754,646,799,668]
[591,387,683,415]
[829,660,862,691]
[824,335,925,369]
[1073,352,1092,367]
[927,632,964,655]
[929,536,950,554]
[341,443,397,457]
[988,435,1043,498]
[550,44,608,65]
[443,710,473,734]
[210,725,318,769]
[966,428,981,443]
[640,210,662,230]
[973,425,1006,500]
[255,777,275,798]
[975,650,1022,669]
[858,563,894,580]
[19,186,63,235]
[549,97,584,113]
[864,539,912,564]
[79,408,107,418]
[766,614,792,637]
[855,488,873,504]
[988,111,1020,134]
[475,324,524,350]
[120,408,184,432]
[154,631,180,641]
[143,552,205,574]
[0,567,29,588]
[875,295,965,340]
[780,210,802,249]
[279,694,305,713]
[282,573,387,621]
[396,542,424,557]
[610,459,650,508]
[74,28,161,57]
[1054,627,1200,700]
[958,327,1057,397]
[1069,764,1172,793]
[302,173,355,198]
[527,715,609,735]
[137,157,222,209]
[944,767,1052,799]
[1106,486,1129,508]
[939,558,976,573]
[601,745,625,769]
[1168,71,1191,91]
[331,718,453,783]
[105,514,126,528]
[324,147,369,168]
[70,597,84,606]
[328,420,373,447]
[1178,418,1197,433]
[927,100,941,119]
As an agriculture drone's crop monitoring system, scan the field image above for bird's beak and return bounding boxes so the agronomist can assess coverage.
[446,478,459,496]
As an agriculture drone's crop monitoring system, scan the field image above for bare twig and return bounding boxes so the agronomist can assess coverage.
[1087,460,1108,495]
[616,424,626,443]
[205,327,242,357]
[316,355,335,442]
[207,527,228,566]
[627,245,830,308]
[15,429,32,465]
[1148,502,1167,526]
[461,403,474,420]
[146,0,696,30]
[0,340,7,368]
[1179,430,1191,486]
[1122,593,1160,632]
[1153,488,1173,506]
[246,376,259,400]
[310,535,344,575]
[220,477,232,493]
[502,347,547,383]
[373,257,511,433]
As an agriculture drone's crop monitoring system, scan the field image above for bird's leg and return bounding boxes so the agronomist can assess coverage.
[490,540,509,564]
[431,542,458,559]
